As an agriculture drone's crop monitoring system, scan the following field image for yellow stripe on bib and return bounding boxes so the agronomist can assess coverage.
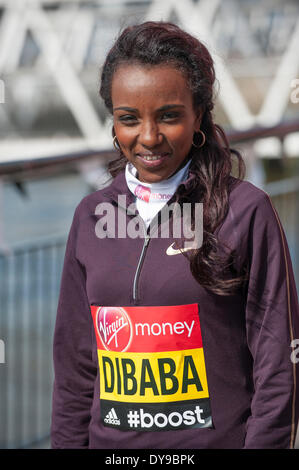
[98,348,209,403]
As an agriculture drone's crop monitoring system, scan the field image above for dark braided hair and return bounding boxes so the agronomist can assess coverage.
[99,21,247,295]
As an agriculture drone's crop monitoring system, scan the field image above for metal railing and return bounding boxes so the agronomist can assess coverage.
[0,118,298,180]
[0,235,66,449]
[264,177,299,284]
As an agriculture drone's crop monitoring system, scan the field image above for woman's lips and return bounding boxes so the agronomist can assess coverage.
[136,152,170,167]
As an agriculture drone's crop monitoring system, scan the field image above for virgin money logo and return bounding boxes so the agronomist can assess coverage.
[134,185,151,203]
[96,307,132,352]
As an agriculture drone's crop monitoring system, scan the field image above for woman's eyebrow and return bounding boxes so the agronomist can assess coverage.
[113,104,185,112]
[158,104,185,111]
[113,106,138,112]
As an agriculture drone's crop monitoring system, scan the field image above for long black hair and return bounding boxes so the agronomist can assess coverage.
[99,21,247,295]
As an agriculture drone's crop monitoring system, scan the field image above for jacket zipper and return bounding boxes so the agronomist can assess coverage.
[133,228,150,302]
[114,201,151,303]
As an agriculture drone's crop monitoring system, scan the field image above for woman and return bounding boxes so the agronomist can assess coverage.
[51,21,299,449]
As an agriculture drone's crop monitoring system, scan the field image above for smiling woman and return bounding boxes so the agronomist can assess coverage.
[99,21,248,295]
[51,21,299,450]
[111,64,202,183]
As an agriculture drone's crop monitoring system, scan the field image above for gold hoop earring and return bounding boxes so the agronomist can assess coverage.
[113,135,120,151]
[192,130,206,148]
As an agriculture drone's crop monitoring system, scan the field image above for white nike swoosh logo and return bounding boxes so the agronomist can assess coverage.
[166,243,197,256]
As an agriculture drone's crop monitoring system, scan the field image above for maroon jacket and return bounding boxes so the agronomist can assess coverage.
[51,170,299,449]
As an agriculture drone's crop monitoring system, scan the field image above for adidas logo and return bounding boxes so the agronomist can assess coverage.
[104,407,120,425]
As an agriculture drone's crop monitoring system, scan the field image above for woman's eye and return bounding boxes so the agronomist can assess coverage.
[118,115,137,124]
[161,112,180,121]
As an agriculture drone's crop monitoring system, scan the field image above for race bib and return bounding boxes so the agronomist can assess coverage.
[90,304,213,432]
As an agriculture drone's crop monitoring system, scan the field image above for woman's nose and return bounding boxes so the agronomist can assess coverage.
[139,121,163,147]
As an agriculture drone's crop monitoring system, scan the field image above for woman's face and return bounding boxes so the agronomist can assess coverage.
[111,63,202,183]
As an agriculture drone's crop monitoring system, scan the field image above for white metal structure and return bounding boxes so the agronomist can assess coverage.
[0,0,298,162]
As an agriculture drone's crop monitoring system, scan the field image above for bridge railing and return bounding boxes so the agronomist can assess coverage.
[0,235,66,449]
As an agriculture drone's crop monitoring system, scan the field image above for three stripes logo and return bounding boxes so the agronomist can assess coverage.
[104,407,120,426]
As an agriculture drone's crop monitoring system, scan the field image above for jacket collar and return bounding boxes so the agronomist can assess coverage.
[103,168,197,207]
